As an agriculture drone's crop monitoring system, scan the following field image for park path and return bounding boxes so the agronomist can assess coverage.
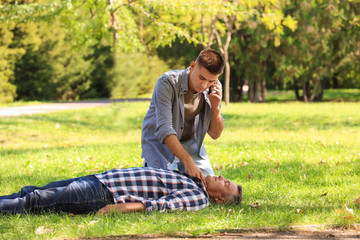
[0,99,149,117]
[84,228,360,240]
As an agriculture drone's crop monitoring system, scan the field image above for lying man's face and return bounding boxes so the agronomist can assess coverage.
[205,175,242,204]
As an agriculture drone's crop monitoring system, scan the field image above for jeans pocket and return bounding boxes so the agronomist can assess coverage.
[98,182,114,204]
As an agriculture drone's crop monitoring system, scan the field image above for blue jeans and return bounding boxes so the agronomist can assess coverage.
[168,139,214,177]
[0,175,114,214]
[143,139,215,177]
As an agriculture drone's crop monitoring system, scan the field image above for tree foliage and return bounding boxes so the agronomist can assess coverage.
[272,0,360,102]
[0,22,23,103]
[0,0,359,103]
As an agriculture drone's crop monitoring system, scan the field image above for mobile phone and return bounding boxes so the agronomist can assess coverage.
[208,81,218,94]
[208,86,213,94]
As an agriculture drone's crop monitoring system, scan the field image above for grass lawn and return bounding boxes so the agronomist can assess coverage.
[255,89,360,102]
[0,100,359,239]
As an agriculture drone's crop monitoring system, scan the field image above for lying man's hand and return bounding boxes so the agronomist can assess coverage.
[97,203,145,215]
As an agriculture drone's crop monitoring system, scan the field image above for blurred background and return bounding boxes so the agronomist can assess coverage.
[0,0,359,104]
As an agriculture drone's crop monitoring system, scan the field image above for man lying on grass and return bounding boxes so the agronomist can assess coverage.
[0,167,242,214]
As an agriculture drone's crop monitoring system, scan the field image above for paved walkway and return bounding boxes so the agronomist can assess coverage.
[84,228,360,240]
[0,99,150,117]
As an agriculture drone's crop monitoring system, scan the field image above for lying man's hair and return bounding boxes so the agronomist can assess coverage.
[228,185,243,205]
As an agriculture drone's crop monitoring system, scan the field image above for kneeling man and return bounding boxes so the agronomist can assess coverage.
[0,167,242,214]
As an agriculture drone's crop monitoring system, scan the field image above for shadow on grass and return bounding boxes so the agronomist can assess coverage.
[0,142,143,189]
[0,107,144,133]
[221,158,360,186]
[0,142,140,157]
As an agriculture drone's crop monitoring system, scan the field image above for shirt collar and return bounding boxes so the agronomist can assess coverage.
[179,67,190,95]
[173,170,209,199]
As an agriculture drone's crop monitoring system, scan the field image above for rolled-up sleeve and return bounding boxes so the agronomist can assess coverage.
[142,189,209,212]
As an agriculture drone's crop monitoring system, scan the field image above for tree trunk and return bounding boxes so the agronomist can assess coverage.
[212,16,234,105]
[302,78,325,102]
[108,0,118,74]
[294,79,301,101]
[230,67,243,102]
[108,0,118,52]
[313,78,325,101]
[248,78,264,103]
[303,82,309,102]
[224,51,230,105]
[309,77,321,102]
[248,80,254,102]
[260,78,266,102]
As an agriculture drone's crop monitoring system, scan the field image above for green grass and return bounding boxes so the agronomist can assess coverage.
[1,89,358,107]
[263,89,360,102]
[0,100,47,107]
[0,101,360,239]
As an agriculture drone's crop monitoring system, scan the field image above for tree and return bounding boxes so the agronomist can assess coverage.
[1,0,358,103]
[141,0,297,104]
[231,23,277,102]
[0,22,23,103]
[273,0,360,102]
[0,0,116,101]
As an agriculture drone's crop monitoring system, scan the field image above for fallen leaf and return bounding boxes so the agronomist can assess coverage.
[88,220,98,226]
[335,209,342,214]
[320,192,328,197]
[345,205,354,215]
[318,160,326,165]
[271,166,279,173]
[35,226,53,235]
[213,165,225,170]
[84,156,92,161]
[336,162,343,166]
[249,203,259,208]
[296,209,304,213]
[336,205,357,220]
[354,197,360,204]
[343,215,357,220]
[240,162,249,167]
[301,163,306,172]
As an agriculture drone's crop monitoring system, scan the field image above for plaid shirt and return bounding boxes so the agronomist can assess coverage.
[94,167,209,212]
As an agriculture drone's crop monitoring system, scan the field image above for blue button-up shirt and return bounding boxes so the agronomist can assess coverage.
[95,167,209,212]
[141,67,213,169]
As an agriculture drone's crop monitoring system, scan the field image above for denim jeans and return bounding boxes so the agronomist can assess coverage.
[0,175,114,214]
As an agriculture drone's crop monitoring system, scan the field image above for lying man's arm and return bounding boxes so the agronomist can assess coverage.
[97,203,145,214]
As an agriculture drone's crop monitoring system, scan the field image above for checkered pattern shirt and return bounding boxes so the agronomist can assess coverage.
[94,167,209,212]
